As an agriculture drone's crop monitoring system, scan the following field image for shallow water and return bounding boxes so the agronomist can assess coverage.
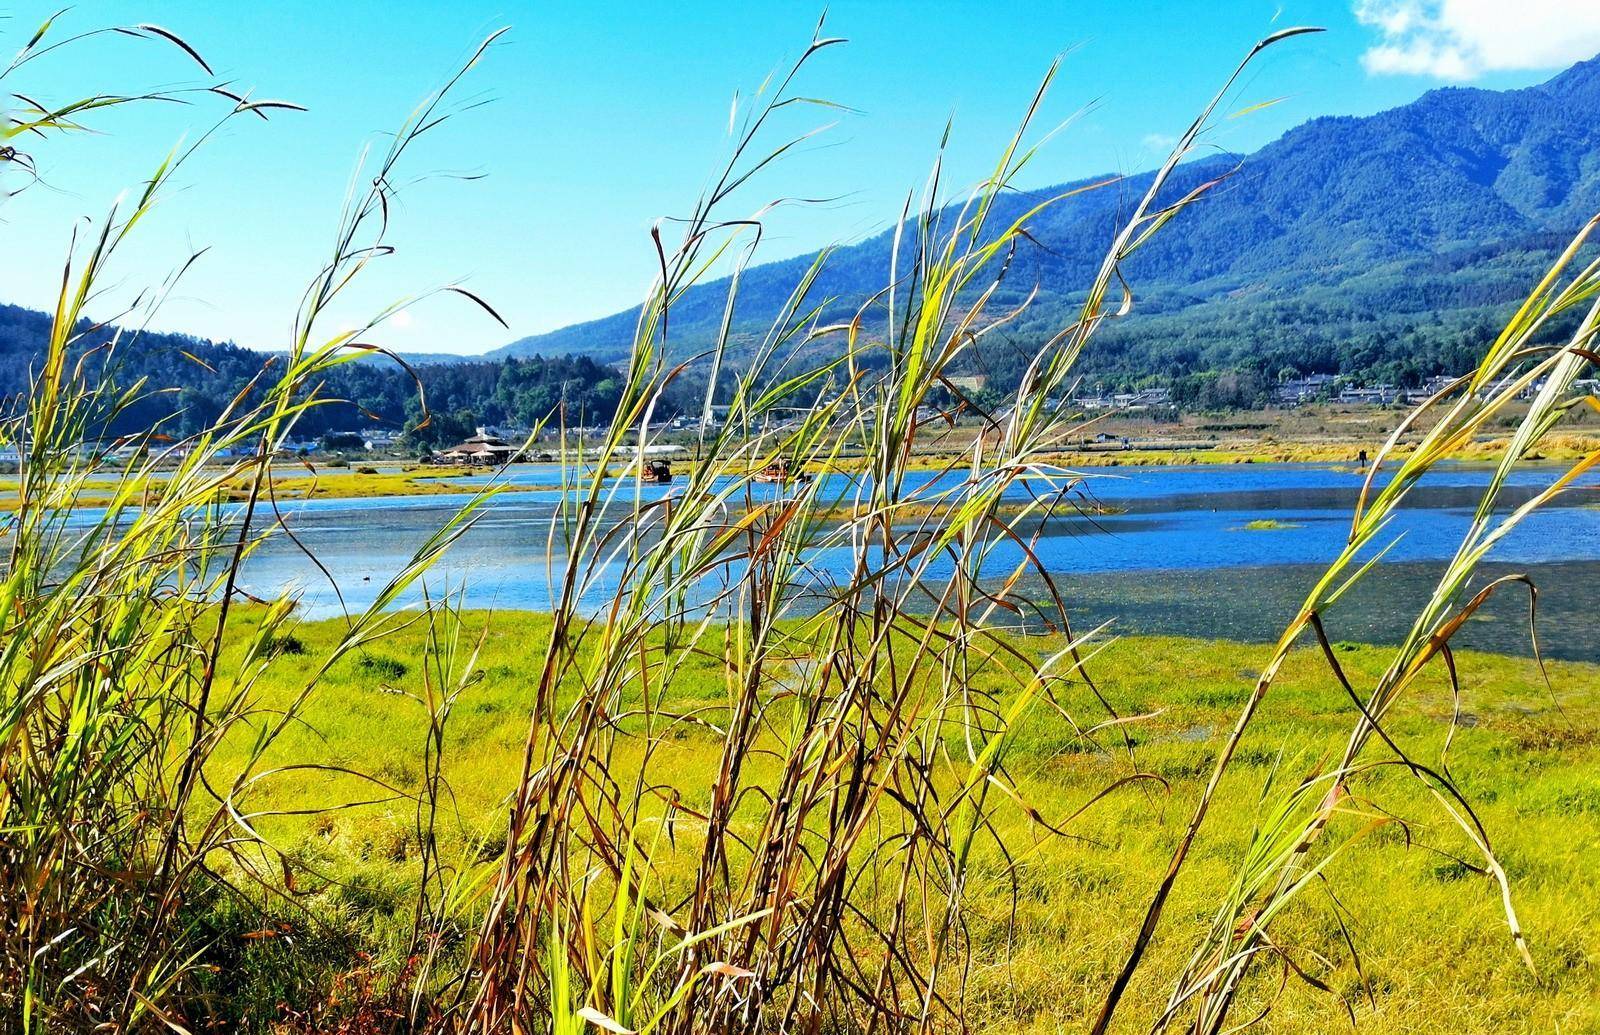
[226,462,1600,659]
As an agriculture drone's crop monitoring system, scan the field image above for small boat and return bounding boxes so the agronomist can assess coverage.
[755,459,813,484]
[645,458,674,484]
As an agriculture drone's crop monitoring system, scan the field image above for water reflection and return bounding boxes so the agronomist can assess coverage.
[231,463,1600,660]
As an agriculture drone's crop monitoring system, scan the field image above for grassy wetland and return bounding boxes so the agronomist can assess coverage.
[216,613,1599,1034]
[1,13,1598,1035]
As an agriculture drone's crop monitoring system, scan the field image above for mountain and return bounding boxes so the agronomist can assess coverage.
[491,54,1600,394]
[5,56,1599,427]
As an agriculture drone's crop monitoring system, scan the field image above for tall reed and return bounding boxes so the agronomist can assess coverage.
[1095,221,1600,1035]
[0,16,502,1030]
[455,23,1342,1035]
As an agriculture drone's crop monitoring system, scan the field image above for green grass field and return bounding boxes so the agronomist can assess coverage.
[212,612,1600,1033]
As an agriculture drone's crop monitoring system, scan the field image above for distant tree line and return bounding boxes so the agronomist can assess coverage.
[1,253,1585,446]
[0,304,642,446]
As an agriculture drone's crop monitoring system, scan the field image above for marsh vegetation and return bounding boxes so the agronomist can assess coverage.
[1,14,1597,1035]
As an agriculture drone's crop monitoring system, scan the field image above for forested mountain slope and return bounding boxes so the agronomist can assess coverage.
[493,55,1600,396]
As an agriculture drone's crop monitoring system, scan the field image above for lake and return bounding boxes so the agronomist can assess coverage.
[229,462,1600,660]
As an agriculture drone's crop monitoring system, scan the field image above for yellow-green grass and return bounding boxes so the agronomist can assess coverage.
[960,435,1600,470]
[251,468,478,500]
[8,431,1594,514]
[211,611,1600,1033]
[0,466,479,510]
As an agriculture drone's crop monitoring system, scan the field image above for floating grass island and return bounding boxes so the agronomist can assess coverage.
[1236,518,1304,531]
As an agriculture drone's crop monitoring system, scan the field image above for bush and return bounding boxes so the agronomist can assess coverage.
[356,654,407,681]
[265,634,306,657]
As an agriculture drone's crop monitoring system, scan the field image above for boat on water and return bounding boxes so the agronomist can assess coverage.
[645,458,674,484]
[755,459,813,484]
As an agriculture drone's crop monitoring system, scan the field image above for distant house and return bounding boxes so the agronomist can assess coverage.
[607,444,685,458]
[1275,373,1336,406]
[1337,385,1401,405]
[1110,387,1172,410]
[438,429,522,466]
[1396,375,1460,403]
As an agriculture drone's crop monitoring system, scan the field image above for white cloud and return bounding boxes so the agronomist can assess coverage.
[1354,0,1600,79]
[1141,132,1178,154]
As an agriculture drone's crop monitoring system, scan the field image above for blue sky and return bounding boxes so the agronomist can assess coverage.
[2,1,1598,355]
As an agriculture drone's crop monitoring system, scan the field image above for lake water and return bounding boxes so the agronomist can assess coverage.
[230,462,1600,660]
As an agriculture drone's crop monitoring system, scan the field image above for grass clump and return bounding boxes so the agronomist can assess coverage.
[1237,518,1303,531]
[265,632,307,657]
[0,13,499,1030]
[356,653,410,681]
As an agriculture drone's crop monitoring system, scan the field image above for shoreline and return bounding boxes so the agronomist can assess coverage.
[4,440,1597,511]
[267,606,1600,672]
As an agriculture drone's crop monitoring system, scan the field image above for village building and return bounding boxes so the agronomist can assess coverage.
[1275,373,1336,406]
[437,429,522,466]
[1337,384,1401,405]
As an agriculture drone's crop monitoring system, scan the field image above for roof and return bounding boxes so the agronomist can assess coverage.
[442,440,517,455]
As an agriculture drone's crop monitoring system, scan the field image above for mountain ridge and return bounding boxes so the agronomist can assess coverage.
[490,53,1600,375]
[4,55,1600,431]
